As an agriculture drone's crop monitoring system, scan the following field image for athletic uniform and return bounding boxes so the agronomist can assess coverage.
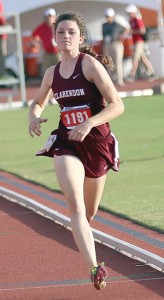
[32,22,61,72]
[36,52,119,178]
[129,17,145,61]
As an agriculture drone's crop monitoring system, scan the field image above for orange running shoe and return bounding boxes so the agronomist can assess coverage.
[91,262,108,290]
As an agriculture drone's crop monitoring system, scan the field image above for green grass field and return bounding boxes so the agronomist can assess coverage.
[0,94,164,232]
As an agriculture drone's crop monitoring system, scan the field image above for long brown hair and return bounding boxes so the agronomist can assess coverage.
[54,11,114,70]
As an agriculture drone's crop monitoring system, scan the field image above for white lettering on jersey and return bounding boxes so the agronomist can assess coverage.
[54,89,85,101]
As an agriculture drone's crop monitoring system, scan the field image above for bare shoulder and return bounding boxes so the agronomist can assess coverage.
[82,53,107,82]
[43,65,56,87]
[82,53,100,68]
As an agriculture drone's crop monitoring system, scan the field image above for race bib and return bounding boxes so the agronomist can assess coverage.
[36,134,57,155]
[61,105,92,129]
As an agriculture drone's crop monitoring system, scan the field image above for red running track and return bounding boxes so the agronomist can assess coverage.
[0,195,164,300]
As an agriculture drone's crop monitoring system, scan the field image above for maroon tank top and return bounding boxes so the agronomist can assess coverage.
[51,52,110,137]
[51,52,105,113]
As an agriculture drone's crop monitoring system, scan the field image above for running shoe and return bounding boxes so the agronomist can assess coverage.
[126,76,135,82]
[147,74,158,82]
[91,262,108,290]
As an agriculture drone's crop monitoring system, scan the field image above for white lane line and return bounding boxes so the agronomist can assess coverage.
[0,186,164,272]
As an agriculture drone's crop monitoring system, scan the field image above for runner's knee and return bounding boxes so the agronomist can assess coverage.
[67,196,85,217]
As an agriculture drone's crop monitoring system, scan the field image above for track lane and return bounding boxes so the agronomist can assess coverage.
[0,197,164,300]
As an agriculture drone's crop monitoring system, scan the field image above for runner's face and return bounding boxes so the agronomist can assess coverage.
[55,20,84,52]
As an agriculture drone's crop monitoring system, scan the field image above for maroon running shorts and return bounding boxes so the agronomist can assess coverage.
[36,126,119,178]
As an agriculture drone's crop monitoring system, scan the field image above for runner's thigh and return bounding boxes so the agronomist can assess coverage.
[54,155,85,207]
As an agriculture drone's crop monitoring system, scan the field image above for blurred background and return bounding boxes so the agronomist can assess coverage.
[2,0,164,79]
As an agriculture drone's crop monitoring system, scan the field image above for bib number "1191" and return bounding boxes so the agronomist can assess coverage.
[61,105,92,129]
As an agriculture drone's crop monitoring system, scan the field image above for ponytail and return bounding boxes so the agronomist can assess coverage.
[79,45,114,70]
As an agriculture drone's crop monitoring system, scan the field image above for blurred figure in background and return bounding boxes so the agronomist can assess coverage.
[0,0,9,79]
[125,4,157,81]
[102,8,130,86]
[32,8,61,76]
